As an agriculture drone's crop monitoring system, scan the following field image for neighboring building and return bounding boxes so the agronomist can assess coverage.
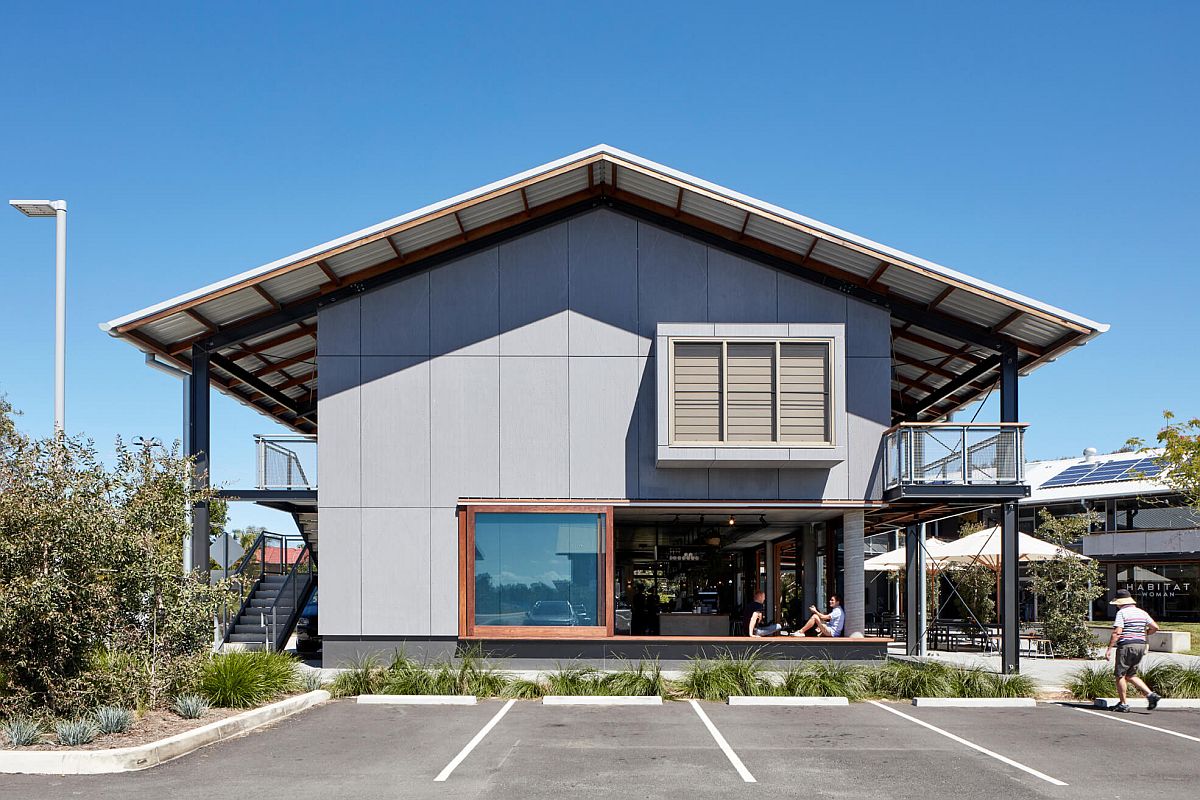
[101,146,1106,666]
[1023,449,1200,621]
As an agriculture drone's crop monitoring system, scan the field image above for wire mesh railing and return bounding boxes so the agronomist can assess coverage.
[884,422,1026,489]
[255,434,316,490]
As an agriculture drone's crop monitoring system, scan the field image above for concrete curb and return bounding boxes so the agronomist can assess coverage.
[357,695,477,705]
[912,697,1036,708]
[0,690,330,775]
[541,695,663,706]
[1093,697,1200,709]
[728,696,849,706]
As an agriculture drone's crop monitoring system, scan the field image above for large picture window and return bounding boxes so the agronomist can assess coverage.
[670,339,832,445]
[463,508,612,636]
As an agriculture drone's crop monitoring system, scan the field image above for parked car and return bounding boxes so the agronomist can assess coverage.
[525,599,581,626]
[295,588,319,654]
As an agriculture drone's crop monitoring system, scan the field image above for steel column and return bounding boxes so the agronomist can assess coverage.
[905,524,927,656]
[1000,344,1020,673]
[187,345,211,577]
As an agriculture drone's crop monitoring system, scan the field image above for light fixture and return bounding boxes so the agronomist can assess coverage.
[9,199,68,433]
[728,515,736,526]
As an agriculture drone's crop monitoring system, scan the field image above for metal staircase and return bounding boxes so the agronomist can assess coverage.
[220,531,314,652]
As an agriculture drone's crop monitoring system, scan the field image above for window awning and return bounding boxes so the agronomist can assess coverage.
[101,145,1107,433]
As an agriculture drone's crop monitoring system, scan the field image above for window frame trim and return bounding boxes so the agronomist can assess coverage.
[667,335,837,448]
[458,504,615,639]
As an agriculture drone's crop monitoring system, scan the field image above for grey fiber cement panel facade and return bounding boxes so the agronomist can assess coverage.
[316,208,891,658]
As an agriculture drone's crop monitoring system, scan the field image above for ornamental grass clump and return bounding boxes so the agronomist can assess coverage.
[678,650,773,701]
[301,672,326,692]
[866,660,953,699]
[329,654,385,697]
[1065,665,1120,700]
[198,650,300,708]
[544,666,607,696]
[2,716,43,748]
[780,661,868,699]
[1143,663,1200,698]
[601,660,673,697]
[93,706,133,735]
[55,719,99,746]
[171,694,210,719]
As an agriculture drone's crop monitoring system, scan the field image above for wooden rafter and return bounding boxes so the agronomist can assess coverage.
[386,236,404,261]
[865,261,889,289]
[184,308,217,333]
[251,284,281,310]
[316,260,341,287]
[927,286,955,310]
[520,187,531,216]
[993,310,1024,333]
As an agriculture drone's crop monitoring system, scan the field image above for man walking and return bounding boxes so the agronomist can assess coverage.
[1105,589,1161,712]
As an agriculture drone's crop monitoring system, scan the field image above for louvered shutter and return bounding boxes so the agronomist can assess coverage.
[779,343,829,442]
[672,343,722,441]
[725,343,776,441]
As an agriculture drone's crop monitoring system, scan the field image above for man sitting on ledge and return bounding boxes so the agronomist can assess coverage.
[796,594,844,637]
[745,590,783,637]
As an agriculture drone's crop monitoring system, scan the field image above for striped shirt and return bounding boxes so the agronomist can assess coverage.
[1113,606,1154,645]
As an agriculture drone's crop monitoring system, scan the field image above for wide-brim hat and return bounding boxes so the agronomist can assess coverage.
[1109,589,1136,606]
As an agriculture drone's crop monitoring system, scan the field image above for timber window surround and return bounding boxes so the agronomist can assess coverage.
[670,338,833,446]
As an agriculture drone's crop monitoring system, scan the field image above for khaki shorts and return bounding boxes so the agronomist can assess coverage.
[1114,643,1147,678]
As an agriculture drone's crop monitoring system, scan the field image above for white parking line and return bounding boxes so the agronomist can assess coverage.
[433,699,516,782]
[688,700,756,783]
[868,701,1067,786]
[1075,707,1200,743]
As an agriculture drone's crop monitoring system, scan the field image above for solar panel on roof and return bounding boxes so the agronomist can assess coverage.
[1038,457,1165,489]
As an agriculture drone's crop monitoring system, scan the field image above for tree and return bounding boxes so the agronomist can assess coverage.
[1027,509,1104,658]
[0,402,232,715]
[1128,410,1200,509]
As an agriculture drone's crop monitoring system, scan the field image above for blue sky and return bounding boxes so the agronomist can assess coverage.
[2,3,1197,533]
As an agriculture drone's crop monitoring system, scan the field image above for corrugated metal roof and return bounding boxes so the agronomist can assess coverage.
[100,144,1109,432]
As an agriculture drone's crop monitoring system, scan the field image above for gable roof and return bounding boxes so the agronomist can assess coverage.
[102,145,1108,433]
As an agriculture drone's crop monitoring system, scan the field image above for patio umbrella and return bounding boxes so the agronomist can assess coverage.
[863,538,951,571]
[933,526,1087,570]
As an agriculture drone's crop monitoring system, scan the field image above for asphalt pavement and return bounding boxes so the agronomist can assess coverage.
[4,698,1198,800]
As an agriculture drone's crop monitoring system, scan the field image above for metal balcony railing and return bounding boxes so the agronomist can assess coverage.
[884,422,1026,490]
[255,434,317,490]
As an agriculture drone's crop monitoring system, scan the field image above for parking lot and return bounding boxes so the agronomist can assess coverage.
[6,699,1200,800]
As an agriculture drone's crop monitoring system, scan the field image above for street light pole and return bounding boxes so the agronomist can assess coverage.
[10,199,68,434]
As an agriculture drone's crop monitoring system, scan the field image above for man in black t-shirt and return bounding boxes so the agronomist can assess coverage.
[744,590,782,637]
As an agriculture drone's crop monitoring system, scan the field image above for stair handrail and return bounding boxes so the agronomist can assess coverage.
[264,543,314,651]
[221,530,268,645]
[220,530,303,646]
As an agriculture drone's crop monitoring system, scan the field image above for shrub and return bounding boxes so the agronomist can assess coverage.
[781,662,868,699]
[0,409,235,717]
[171,694,210,719]
[1143,663,1200,699]
[2,716,43,747]
[677,651,773,701]
[1065,665,1119,700]
[329,654,385,697]
[198,651,300,708]
[93,706,133,735]
[55,719,99,746]
[601,660,672,697]
[301,672,326,692]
